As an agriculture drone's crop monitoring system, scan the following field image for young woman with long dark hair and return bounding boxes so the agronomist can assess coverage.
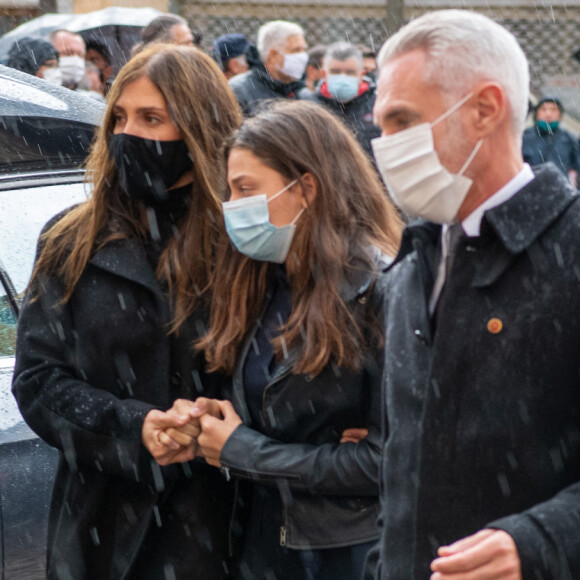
[181,100,403,579]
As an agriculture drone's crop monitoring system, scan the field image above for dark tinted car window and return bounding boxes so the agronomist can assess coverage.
[0,116,95,173]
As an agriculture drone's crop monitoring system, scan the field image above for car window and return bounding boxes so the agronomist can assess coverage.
[0,282,16,358]
[0,181,91,299]
[0,116,95,173]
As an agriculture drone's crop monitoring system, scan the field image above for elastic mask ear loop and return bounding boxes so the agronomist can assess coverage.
[431,92,474,128]
[291,207,305,225]
[458,139,483,176]
[267,179,298,204]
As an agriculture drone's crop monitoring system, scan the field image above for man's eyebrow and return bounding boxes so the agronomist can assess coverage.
[383,107,420,121]
[374,107,420,126]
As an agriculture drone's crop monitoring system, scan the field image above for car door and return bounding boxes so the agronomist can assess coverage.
[0,65,103,578]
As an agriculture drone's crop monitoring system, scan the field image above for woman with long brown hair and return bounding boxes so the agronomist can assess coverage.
[12,45,241,579]
[188,99,403,579]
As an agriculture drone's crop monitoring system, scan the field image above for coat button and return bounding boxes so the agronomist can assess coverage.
[487,318,503,334]
[358,295,368,304]
[170,371,182,386]
[414,329,427,343]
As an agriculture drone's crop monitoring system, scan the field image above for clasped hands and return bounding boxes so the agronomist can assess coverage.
[141,397,242,467]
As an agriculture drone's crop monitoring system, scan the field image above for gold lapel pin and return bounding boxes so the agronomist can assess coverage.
[487,318,503,334]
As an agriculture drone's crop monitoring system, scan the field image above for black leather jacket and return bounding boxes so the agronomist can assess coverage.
[219,248,391,550]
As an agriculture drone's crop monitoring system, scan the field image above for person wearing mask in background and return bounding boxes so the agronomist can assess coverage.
[131,14,201,56]
[12,44,242,580]
[315,42,380,157]
[305,44,326,91]
[164,100,403,580]
[358,45,377,81]
[367,9,580,580]
[50,30,86,90]
[85,38,113,94]
[229,20,314,115]
[76,62,105,101]
[212,33,250,80]
[6,37,61,85]
[522,96,580,186]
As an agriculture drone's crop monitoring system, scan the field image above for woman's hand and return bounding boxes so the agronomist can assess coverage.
[158,397,226,462]
[142,408,197,466]
[197,400,243,467]
[340,428,369,443]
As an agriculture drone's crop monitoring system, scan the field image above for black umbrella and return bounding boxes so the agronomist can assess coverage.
[0,7,162,74]
[67,7,162,75]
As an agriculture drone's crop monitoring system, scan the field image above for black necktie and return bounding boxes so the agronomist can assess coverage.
[445,222,465,279]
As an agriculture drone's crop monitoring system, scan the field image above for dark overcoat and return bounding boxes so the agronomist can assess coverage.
[368,164,580,579]
[12,234,233,580]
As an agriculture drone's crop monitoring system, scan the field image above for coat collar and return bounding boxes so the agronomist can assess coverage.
[392,163,579,290]
[89,237,163,299]
[393,163,577,263]
[481,163,577,254]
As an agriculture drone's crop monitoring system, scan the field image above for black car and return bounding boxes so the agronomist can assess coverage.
[0,64,103,578]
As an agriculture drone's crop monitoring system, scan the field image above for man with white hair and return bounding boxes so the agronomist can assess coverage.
[368,9,580,580]
[50,30,86,90]
[229,20,314,115]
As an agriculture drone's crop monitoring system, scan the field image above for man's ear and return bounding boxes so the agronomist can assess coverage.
[266,48,283,69]
[298,172,317,207]
[472,82,505,138]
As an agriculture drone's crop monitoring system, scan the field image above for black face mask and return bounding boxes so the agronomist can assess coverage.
[108,134,193,205]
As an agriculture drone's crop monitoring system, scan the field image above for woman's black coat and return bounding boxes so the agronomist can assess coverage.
[12,232,232,580]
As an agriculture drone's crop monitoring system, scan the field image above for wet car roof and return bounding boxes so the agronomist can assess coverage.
[0,65,105,176]
[0,64,105,124]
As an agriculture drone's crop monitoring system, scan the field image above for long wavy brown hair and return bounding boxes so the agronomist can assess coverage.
[199,100,403,376]
[31,44,242,331]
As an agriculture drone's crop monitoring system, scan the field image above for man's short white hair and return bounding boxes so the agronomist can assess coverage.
[257,20,304,62]
[377,10,529,137]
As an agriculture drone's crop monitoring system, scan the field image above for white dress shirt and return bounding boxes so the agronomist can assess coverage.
[429,164,535,315]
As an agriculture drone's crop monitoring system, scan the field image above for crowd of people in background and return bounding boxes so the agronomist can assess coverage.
[6,8,580,580]
[4,12,579,177]
[2,15,383,157]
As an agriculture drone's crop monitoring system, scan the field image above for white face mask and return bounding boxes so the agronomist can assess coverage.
[279,51,308,81]
[371,92,483,224]
[59,56,86,85]
[42,67,63,86]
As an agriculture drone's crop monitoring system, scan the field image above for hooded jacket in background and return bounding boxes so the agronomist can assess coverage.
[522,123,580,179]
[6,37,59,77]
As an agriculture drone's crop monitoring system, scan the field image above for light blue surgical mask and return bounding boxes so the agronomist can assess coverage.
[326,74,360,102]
[223,179,304,263]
